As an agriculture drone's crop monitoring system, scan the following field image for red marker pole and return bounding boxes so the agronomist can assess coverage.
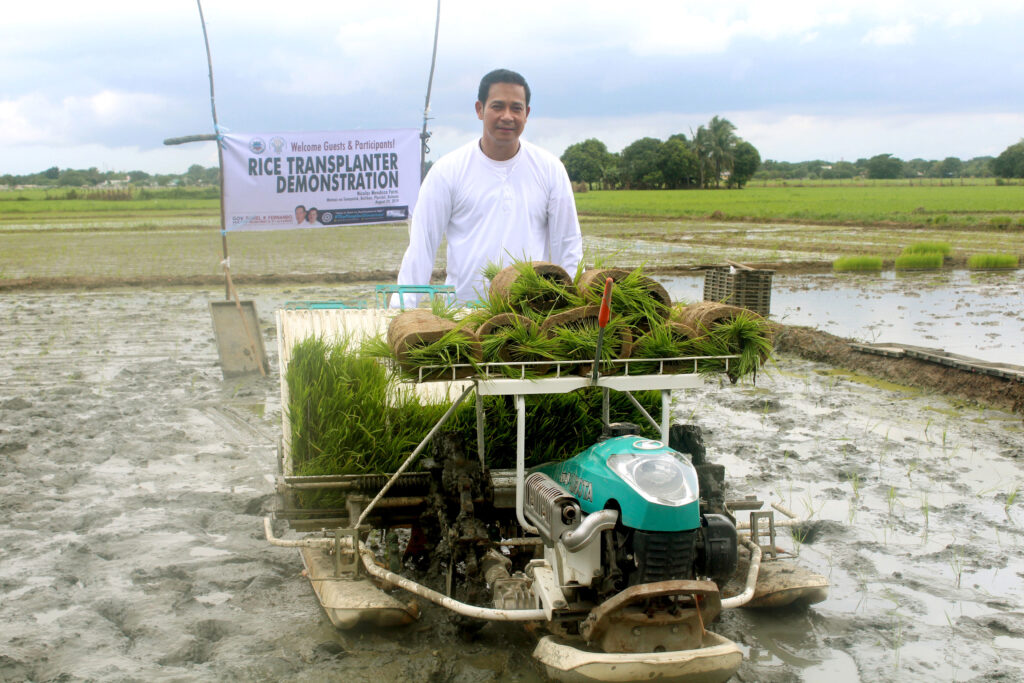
[591,277,614,385]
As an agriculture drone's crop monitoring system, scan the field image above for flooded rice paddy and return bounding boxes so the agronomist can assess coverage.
[1,267,1022,681]
[664,269,1024,365]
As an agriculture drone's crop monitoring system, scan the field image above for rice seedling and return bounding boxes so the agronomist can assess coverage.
[891,613,904,670]
[894,252,944,270]
[833,255,883,272]
[285,336,449,486]
[547,314,633,371]
[429,294,462,321]
[901,241,951,256]
[967,253,1018,269]
[458,288,517,329]
[502,261,583,318]
[790,525,807,557]
[688,310,774,382]
[847,471,861,499]
[285,335,666,504]
[480,260,502,282]
[402,328,481,378]
[579,266,671,328]
[629,322,697,374]
[948,545,963,588]
[478,315,560,378]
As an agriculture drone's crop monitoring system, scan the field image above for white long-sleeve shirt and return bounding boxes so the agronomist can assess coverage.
[396,138,583,304]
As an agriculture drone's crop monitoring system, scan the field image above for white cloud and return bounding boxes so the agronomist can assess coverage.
[6,141,219,175]
[944,9,982,27]
[445,109,1024,164]
[862,22,917,46]
[0,91,174,147]
[715,110,1024,160]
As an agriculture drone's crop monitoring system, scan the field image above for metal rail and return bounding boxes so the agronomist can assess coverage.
[720,539,762,609]
[264,517,547,621]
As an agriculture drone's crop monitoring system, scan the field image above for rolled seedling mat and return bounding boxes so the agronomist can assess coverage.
[674,301,752,334]
[489,261,577,314]
[540,305,634,376]
[475,312,552,376]
[630,320,700,374]
[578,267,672,326]
[674,302,773,381]
[387,309,482,379]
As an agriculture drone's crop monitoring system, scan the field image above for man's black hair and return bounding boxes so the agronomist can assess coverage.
[477,69,530,106]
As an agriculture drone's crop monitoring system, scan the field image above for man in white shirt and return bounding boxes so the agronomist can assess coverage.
[395,69,583,305]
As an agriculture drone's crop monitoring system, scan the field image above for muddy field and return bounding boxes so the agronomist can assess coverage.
[1,279,1022,682]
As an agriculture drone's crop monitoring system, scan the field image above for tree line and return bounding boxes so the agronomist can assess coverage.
[2,164,219,189]
[757,154,996,181]
[7,137,1024,192]
[561,116,761,190]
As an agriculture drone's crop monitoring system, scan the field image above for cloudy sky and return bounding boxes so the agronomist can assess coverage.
[3,0,1022,175]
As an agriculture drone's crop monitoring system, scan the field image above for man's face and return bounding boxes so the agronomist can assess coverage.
[295,207,306,222]
[475,82,529,154]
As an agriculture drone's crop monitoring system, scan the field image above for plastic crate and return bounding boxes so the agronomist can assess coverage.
[703,267,773,316]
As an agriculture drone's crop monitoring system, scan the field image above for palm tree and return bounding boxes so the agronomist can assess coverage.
[707,116,738,188]
[690,125,713,189]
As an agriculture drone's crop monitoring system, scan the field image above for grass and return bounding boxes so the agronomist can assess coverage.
[894,252,944,270]
[967,253,1018,269]
[573,185,1024,226]
[902,241,951,256]
[0,187,219,216]
[833,255,883,272]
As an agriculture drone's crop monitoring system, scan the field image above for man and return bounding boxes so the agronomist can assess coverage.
[395,69,583,305]
[294,205,306,225]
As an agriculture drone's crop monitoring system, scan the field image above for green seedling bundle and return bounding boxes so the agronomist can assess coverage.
[578,267,672,330]
[285,335,663,502]
[833,255,883,272]
[284,262,776,497]
[967,253,1018,269]
[894,252,944,270]
[380,261,774,381]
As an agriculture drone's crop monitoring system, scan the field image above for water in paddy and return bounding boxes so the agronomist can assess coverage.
[662,269,1024,365]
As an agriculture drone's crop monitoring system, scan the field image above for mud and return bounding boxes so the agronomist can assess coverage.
[2,284,1022,682]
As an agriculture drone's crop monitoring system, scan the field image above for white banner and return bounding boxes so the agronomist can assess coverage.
[221,129,419,231]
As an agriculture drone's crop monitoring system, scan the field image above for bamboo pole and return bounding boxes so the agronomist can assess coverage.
[420,0,441,181]
[196,0,230,301]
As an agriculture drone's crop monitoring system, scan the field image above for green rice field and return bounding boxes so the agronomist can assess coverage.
[1,184,1020,282]
[574,184,1024,225]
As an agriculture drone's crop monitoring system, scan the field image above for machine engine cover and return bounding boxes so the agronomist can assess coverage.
[533,435,700,532]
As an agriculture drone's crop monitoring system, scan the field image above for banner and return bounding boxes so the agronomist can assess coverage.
[221,129,419,231]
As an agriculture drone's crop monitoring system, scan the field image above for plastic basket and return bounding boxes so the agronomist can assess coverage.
[702,267,773,316]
